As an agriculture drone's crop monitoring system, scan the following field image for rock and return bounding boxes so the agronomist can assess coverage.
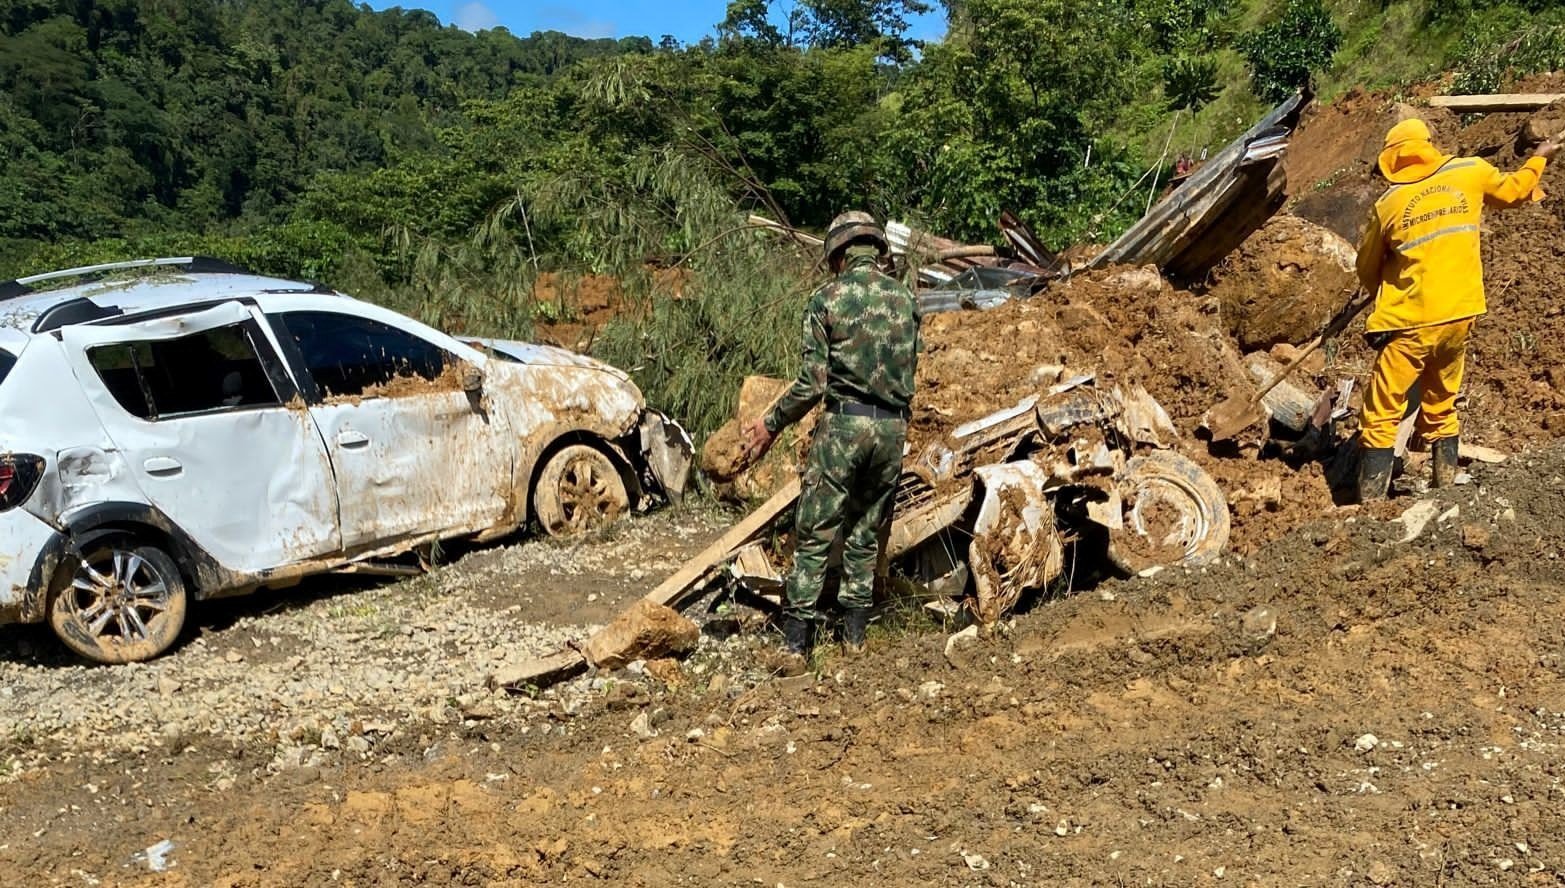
[1354,733,1379,753]
[1461,523,1492,553]
[157,676,181,697]
[1241,605,1278,640]
[1367,861,1395,885]
[582,600,700,671]
[1459,443,1508,464]
[944,625,980,664]
[319,727,340,750]
[645,658,684,687]
[960,851,990,870]
[224,650,245,664]
[1522,97,1565,148]
[462,700,500,721]
[1395,500,1442,543]
[918,680,945,699]
[629,711,656,739]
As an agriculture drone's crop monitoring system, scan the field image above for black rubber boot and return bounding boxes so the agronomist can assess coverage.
[842,607,871,655]
[782,615,813,655]
[1357,446,1395,502]
[1430,436,1459,488]
[765,615,813,677]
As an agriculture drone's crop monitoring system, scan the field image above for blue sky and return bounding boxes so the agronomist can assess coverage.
[366,1,946,44]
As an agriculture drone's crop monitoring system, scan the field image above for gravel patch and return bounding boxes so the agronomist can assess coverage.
[0,508,729,781]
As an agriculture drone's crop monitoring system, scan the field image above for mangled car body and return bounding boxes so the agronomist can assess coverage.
[890,373,1229,621]
[0,257,692,663]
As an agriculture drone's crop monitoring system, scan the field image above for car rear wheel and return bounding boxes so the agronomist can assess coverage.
[48,538,188,664]
[533,444,631,537]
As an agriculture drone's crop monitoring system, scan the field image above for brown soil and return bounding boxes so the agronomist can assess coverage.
[8,447,1565,887]
[530,269,685,351]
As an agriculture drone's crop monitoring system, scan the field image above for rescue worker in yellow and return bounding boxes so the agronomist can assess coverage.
[1355,118,1558,500]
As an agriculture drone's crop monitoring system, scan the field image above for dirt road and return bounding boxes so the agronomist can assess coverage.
[3,444,1564,886]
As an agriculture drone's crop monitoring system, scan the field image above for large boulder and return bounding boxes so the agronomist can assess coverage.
[1208,214,1359,352]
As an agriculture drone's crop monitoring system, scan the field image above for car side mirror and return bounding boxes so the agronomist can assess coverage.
[460,363,484,394]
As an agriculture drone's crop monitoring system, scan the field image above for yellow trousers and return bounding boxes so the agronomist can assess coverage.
[1360,318,1473,450]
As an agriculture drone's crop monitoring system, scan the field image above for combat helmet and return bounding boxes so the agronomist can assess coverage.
[823,211,888,264]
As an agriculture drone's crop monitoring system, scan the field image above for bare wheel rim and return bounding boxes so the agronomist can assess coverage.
[555,454,624,532]
[65,549,175,647]
[1123,477,1208,559]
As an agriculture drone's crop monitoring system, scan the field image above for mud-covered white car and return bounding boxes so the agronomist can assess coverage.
[0,257,691,663]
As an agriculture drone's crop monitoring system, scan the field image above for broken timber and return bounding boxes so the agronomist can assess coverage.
[491,479,802,691]
[1428,94,1565,113]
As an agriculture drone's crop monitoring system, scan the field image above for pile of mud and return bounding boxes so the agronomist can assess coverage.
[912,260,1339,553]
[1284,76,1565,446]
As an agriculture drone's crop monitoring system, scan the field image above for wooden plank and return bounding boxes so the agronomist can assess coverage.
[488,649,589,691]
[1428,94,1564,113]
[642,477,801,608]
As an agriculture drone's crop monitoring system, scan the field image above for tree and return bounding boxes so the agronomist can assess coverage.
[1239,0,1341,102]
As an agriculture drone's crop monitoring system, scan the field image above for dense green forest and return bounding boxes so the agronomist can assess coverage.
[2,0,1562,435]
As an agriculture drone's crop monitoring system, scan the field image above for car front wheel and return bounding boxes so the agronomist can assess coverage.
[533,444,631,537]
[48,538,188,664]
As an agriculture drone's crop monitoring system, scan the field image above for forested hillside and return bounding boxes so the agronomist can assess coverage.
[2,0,1562,433]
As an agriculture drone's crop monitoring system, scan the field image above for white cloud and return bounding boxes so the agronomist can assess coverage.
[454,1,500,32]
[537,5,616,38]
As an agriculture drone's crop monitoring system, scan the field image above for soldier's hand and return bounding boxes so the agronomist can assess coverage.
[741,417,775,463]
[1534,139,1561,161]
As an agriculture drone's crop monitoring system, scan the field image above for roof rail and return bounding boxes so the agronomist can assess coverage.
[0,256,253,301]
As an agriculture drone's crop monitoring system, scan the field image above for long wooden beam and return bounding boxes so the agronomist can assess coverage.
[1428,94,1564,113]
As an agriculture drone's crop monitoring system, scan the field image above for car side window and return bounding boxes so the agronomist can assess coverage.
[276,310,451,399]
[86,324,282,420]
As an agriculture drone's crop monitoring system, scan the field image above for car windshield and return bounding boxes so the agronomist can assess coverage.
[0,348,15,387]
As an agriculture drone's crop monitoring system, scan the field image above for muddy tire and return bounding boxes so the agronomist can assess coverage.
[534,444,631,537]
[48,537,188,664]
[1107,450,1230,575]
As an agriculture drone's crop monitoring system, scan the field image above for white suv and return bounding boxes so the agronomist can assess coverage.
[0,257,691,663]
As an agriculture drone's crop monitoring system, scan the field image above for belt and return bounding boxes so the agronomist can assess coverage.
[827,400,909,421]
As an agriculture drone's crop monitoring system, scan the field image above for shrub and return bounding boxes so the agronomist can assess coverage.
[1239,0,1342,102]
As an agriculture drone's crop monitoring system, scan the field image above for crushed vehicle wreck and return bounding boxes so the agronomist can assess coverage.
[0,257,692,663]
[495,376,1229,691]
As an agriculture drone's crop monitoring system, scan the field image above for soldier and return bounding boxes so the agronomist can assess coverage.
[742,211,920,672]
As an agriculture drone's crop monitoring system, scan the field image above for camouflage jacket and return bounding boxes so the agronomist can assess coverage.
[764,250,921,434]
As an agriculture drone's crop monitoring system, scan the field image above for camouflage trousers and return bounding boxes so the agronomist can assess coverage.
[785,412,905,620]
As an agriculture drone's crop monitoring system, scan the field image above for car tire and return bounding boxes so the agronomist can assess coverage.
[533,444,631,537]
[1107,450,1230,576]
[48,537,188,664]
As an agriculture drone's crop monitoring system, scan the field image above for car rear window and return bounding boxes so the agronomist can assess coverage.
[86,324,281,420]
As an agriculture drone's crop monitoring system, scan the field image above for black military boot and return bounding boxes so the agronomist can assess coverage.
[1430,436,1460,488]
[765,615,813,677]
[1357,446,1395,502]
[842,607,871,655]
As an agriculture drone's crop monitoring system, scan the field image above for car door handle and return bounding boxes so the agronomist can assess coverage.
[337,430,371,449]
[143,457,183,478]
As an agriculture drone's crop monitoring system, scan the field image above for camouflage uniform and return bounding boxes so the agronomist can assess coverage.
[764,246,920,621]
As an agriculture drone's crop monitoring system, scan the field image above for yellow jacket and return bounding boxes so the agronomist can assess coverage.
[1357,155,1546,332]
